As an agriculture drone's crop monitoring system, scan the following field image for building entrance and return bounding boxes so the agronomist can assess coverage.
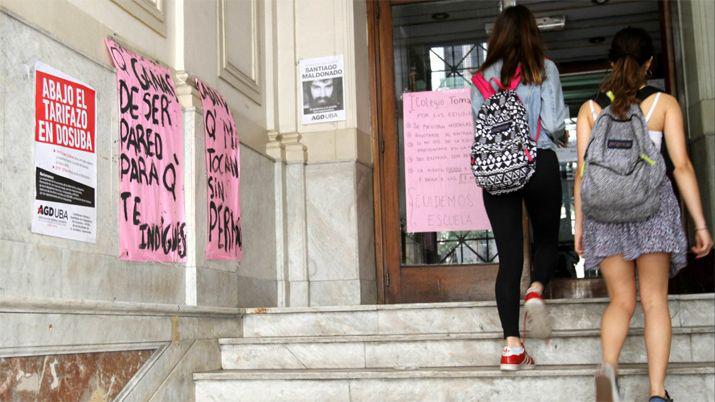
[369,0,678,303]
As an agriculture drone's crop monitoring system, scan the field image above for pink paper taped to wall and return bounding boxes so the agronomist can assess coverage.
[195,78,242,261]
[403,88,491,233]
[106,38,187,262]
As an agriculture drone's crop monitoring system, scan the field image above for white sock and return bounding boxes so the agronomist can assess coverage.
[504,346,524,355]
[526,286,542,295]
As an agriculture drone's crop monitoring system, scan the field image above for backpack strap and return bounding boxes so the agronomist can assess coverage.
[506,65,522,91]
[477,66,547,145]
[644,92,662,123]
[595,86,663,111]
[472,72,496,99]
[637,86,660,101]
[488,65,523,92]
[594,92,611,109]
[535,119,543,143]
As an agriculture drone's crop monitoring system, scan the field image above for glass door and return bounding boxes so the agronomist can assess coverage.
[399,42,498,268]
[378,0,508,303]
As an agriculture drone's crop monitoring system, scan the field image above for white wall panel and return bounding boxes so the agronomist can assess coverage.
[218,0,262,104]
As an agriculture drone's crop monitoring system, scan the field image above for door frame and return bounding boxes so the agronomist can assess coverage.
[368,0,515,304]
[367,0,388,304]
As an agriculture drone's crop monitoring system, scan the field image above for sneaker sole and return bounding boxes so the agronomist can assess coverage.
[524,298,552,339]
[595,372,619,402]
[500,363,536,371]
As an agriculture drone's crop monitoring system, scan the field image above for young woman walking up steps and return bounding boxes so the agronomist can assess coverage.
[470,5,568,371]
[574,27,713,402]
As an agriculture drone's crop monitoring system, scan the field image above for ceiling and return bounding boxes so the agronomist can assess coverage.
[392,0,663,65]
[392,0,665,114]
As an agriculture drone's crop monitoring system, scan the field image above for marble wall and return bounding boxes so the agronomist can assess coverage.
[276,159,376,307]
[266,0,378,307]
[0,298,241,401]
[234,144,278,307]
[0,8,273,401]
[284,162,311,307]
[0,11,279,308]
[303,161,376,306]
[179,101,278,308]
[673,0,715,231]
[0,350,154,401]
[356,163,377,303]
[0,11,186,304]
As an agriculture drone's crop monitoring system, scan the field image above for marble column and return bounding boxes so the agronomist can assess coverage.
[673,0,715,230]
[267,132,311,306]
[176,72,202,306]
[175,71,240,308]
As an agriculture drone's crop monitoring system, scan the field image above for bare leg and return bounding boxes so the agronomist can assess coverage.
[600,255,637,369]
[636,253,671,398]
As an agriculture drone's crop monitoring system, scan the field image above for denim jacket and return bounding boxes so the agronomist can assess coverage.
[470,59,569,149]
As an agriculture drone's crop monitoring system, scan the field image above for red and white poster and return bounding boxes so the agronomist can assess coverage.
[105,38,186,262]
[403,88,490,233]
[33,62,97,243]
[195,78,242,260]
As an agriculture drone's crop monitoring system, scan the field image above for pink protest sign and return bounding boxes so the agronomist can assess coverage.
[195,79,242,260]
[105,38,186,262]
[403,88,490,233]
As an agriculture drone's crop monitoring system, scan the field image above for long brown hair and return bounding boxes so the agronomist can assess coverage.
[480,5,545,86]
[601,27,654,118]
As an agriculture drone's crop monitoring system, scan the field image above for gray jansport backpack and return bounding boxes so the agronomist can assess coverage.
[580,102,665,223]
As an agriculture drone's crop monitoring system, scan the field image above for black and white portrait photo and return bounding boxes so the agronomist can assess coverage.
[299,56,346,124]
[302,77,343,114]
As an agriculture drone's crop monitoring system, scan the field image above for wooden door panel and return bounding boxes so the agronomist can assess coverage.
[398,265,499,303]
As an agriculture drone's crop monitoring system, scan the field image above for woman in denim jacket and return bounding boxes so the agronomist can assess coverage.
[470,5,569,370]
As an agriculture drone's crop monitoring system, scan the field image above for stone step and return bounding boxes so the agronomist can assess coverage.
[193,363,715,402]
[241,294,714,337]
[219,326,714,370]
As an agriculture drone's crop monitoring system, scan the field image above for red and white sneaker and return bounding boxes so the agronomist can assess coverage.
[524,289,552,339]
[500,346,535,371]
[595,363,621,402]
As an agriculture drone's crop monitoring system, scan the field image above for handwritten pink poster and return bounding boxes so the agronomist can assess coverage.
[105,38,186,262]
[403,88,490,233]
[195,79,242,260]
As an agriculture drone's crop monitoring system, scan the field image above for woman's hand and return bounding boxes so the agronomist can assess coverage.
[556,129,570,148]
[574,224,584,256]
[692,228,713,258]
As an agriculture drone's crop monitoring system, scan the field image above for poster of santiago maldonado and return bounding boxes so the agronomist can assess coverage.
[300,55,345,124]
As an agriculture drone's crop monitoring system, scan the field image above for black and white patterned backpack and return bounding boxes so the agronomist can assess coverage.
[470,67,540,195]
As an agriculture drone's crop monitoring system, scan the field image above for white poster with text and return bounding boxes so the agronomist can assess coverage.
[32,62,97,243]
[299,55,345,124]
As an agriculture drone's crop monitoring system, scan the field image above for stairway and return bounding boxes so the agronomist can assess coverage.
[194,294,715,402]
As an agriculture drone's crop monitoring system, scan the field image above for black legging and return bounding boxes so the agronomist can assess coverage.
[482,149,562,339]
